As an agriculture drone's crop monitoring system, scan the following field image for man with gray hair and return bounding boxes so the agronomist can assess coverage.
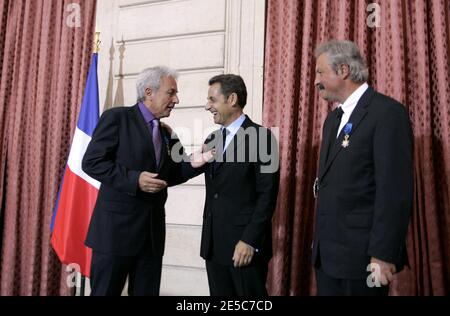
[82,66,201,295]
[311,40,413,295]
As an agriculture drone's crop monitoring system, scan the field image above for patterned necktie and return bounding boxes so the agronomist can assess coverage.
[151,118,162,166]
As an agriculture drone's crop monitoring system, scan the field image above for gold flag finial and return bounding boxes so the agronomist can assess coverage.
[93,32,101,53]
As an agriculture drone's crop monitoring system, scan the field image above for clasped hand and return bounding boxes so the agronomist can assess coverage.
[138,172,167,193]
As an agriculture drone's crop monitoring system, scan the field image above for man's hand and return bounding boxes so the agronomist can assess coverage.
[232,240,255,268]
[370,257,396,286]
[138,172,167,193]
[190,144,216,168]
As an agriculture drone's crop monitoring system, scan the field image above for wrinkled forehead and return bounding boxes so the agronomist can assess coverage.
[161,76,178,89]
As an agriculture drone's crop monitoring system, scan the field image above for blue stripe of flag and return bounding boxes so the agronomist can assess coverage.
[77,53,99,137]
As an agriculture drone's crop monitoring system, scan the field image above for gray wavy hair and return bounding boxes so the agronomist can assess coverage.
[136,66,179,102]
[315,40,369,83]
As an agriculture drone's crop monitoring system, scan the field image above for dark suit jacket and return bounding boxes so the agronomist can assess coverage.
[186,116,280,266]
[312,87,414,279]
[82,104,187,257]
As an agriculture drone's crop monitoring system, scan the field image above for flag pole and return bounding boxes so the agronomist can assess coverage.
[78,31,100,297]
[94,31,101,53]
[80,273,86,296]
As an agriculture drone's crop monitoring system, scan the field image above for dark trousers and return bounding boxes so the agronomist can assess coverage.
[205,260,268,296]
[315,267,389,296]
[89,246,163,296]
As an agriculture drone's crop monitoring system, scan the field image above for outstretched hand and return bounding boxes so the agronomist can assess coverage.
[190,144,216,168]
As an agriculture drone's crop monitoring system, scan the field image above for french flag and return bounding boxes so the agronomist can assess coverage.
[50,53,100,277]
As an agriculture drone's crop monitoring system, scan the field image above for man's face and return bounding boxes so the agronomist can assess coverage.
[314,53,344,103]
[147,76,179,118]
[205,83,235,126]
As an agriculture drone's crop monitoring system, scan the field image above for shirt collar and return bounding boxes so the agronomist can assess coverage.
[138,102,156,123]
[222,113,246,135]
[339,82,369,114]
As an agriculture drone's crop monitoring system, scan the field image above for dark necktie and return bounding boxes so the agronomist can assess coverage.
[221,127,230,160]
[221,127,229,152]
[151,118,162,166]
[326,107,344,162]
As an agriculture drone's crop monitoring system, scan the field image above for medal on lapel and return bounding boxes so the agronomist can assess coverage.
[341,123,353,148]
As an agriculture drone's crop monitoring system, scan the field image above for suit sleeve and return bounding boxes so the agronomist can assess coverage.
[178,161,207,184]
[165,130,207,186]
[168,132,218,186]
[82,110,140,196]
[367,103,413,264]
[241,128,280,249]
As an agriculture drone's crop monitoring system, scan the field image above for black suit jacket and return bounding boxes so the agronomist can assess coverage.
[82,104,187,257]
[312,87,413,279]
[187,116,280,266]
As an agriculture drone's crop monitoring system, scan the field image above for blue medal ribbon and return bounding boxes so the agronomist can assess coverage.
[343,122,353,135]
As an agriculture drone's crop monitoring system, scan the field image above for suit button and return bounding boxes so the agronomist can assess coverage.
[209,174,212,179]
[214,193,218,199]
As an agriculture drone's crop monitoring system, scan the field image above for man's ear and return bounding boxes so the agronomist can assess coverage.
[227,92,238,107]
[338,64,350,80]
[145,87,153,99]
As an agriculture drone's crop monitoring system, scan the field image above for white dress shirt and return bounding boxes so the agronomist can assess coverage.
[222,113,246,151]
[336,83,369,137]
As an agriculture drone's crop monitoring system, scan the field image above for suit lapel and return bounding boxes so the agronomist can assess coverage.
[204,132,218,179]
[319,87,375,180]
[132,104,157,166]
[233,115,253,151]
[158,127,169,170]
[318,113,334,176]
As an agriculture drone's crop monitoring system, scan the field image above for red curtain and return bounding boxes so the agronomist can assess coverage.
[0,0,96,295]
[264,0,449,295]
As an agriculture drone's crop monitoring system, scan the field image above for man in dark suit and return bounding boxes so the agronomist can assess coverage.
[311,40,413,296]
[82,66,193,296]
[187,74,279,296]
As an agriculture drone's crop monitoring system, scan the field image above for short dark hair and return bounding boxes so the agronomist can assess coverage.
[208,74,247,108]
